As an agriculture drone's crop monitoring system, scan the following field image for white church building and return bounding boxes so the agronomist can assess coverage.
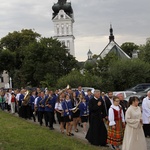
[52,0,75,56]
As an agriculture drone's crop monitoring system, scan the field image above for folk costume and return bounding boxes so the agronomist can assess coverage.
[122,105,147,150]
[107,104,125,147]
[142,96,150,137]
[86,97,107,146]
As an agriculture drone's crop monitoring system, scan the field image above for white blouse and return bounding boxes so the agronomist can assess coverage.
[55,102,63,110]
[108,104,125,126]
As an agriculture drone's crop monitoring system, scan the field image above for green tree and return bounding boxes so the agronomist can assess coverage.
[56,70,102,90]
[121,42,139,57]
[104,59,150,91]
[0,29,41,71]
[16,38,77,87]
[139,38,150,62]
[94,52,119,76]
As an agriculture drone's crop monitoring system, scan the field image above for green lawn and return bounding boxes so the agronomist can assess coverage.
[0,110,110,150]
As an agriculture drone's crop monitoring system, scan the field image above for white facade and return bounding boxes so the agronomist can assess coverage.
[52,9,75,56]
[0,71,9,88]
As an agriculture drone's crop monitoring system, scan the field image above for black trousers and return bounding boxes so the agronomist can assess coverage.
[143,124,150,137]
[39,111,45,126]
[44,111,54,128]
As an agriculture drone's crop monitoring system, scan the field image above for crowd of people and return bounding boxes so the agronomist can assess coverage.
[0,86,149,150]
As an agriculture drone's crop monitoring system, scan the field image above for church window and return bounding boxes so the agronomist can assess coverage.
[62,41,65,46]
[57,25,59,34]
[66,24,69,35]
[61,24,64,34]
[0,77,4,83]
[67,40,70,48]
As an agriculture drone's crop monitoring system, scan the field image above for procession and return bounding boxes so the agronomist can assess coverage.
[0,86,149,150]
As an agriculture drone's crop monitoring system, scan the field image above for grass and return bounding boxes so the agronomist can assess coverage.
[0,110,110,150]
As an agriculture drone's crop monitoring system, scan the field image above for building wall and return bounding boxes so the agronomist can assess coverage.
[0,71,9,88]
[52,10,75,56]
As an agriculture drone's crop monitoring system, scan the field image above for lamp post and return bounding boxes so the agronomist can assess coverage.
[9,77,12,88]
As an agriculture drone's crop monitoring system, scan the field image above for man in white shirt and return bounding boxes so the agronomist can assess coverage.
[142,90,150,137]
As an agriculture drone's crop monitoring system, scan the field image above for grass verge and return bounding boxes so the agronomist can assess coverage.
[0,110,110,150]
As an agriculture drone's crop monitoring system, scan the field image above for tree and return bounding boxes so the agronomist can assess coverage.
[121,42,139,57]
[16,37,78,87]
[93,52,119,76]
[0,29,78,88]
[139,38,150,62]
[104,59,150,91]
[0,29,41,71]
[56,70,102,90]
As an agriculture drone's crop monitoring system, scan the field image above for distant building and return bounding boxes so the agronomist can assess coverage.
[0,71,9,88]
[84,49,96,67]
[100,25,130,59]
[52,0,75,56]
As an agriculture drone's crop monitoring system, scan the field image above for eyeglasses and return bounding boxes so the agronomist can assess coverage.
[115,100,120,102]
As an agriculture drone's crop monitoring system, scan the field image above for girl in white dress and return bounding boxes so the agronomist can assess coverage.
[122,96,147,150]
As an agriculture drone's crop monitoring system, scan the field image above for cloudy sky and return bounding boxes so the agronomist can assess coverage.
[0,0,150,61]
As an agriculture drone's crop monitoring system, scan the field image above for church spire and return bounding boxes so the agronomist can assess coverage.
[109,24,115,42]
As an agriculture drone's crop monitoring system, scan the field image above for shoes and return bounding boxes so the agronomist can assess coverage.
[110,145,116,149]
[69,132,74,136]
[67,133,71,136]
[101,145,109,147]
[49,127,54,130]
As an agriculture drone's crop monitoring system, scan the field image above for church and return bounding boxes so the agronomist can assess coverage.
[51,0,130,61]
[52,0,75,56]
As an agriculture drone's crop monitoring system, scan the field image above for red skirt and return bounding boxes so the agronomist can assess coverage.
[107,120,124,146]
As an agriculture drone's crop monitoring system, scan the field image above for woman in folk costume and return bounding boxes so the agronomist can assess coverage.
[122,96,147,150]
[142,91,150,137]
[107,96,125,150]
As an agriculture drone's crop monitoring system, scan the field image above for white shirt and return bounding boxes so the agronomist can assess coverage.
[142,96,150,124]
[55,102,63,110]
[34,97,39,105]
[16,93,21,101]
[108,104,125,126]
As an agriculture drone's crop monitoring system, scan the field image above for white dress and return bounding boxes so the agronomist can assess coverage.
[122,105,147,150]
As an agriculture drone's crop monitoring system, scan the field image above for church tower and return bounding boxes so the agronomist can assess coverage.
[52,0,75,56]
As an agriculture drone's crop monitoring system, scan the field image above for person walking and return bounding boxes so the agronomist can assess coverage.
[122,96,147,150]
[86,90,108,147]
[142,91,150,137]
[107,96,125,150]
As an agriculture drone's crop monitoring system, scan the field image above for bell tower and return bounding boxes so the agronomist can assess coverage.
[52,0,75,56]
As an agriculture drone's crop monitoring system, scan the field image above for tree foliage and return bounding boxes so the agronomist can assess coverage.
[56,70,102,90]
[139,38,150,63]
[121,42,139,57]
[104,59,150,91]
[0,29,77,88]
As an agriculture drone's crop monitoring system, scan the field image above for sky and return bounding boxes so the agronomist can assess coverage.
[0,0,150,61]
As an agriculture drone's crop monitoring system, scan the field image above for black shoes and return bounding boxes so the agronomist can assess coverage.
[49,127,54,130]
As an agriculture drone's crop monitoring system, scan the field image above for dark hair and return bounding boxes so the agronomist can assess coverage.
[87,89,91,92]
[113,96,119,101]
[128,96,139,106]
